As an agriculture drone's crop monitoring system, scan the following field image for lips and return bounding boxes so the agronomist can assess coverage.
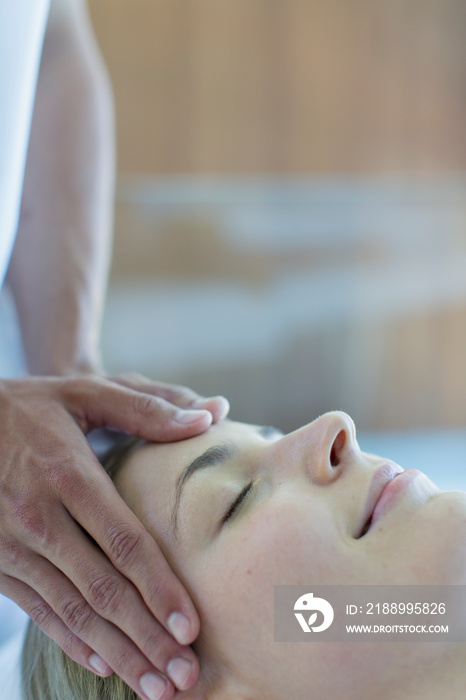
[357,462,404,538]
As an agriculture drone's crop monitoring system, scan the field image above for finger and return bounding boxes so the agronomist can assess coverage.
[26,511,199,690]
[192,395,230,422]
[0,573,112,678]
[62,377,214,441]
[7,562,184,700]
[58,471,201,654]
[108,375,230,423]
[60,472,200,646]
[53,470,201,684]
[4,429,201,662]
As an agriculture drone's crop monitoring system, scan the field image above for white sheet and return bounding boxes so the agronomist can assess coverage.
[0,627,27,700]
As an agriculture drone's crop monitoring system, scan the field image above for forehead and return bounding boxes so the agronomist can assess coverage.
[131,420,265,475]
[115,420,272,528]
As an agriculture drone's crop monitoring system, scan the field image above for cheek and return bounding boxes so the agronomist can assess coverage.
[184,496,462,698]
[189,497,348,654]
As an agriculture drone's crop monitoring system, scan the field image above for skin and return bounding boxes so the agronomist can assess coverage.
[1,1,230,697]
[116,411,466,700]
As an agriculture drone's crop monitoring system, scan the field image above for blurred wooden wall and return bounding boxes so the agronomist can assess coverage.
[88,0,466,175]
[88,1,466,431]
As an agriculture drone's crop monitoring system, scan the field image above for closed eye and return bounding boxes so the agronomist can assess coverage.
[222,481,254,523]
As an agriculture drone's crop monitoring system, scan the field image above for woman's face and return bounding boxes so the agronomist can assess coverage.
[116,412,466,700]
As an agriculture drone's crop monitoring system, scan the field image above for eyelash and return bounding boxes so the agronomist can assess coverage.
[222,481,254,523]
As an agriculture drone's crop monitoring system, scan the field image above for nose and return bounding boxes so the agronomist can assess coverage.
[283,411,358,485]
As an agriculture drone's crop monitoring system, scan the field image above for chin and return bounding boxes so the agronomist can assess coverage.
[407,490,466,584]
[360,490,466,585]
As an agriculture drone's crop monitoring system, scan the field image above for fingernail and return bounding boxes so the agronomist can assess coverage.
[193,395,228,407]
[168,611,191,645]
[89,653,109,675]
[167,657,193,690]
[140,672,168,700]
[214,396,230,418]
[175,410,210,425]
[193,396,230,419]
[191,397,210,407]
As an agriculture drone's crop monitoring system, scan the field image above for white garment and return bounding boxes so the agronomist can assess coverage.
[0,0,50,288]
[0,0,50,656]
[0,627,27,700]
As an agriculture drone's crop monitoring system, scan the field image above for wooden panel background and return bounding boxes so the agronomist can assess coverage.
[85,1,466,431]
[88,0,466,174]
[102,178,466,431]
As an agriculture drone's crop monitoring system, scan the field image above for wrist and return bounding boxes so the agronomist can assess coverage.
[29,344,104,378]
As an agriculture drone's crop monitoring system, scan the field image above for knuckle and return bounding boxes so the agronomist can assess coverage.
[77,374,102,390]
[46,458,90,502]
[109,640,147,676]
[106,526,143,569]
[46,456,74,487]
[61,375,107,410]
[29,601,55,629]
[145,576,171,610]
[53,452,76,475]
[110,646,140,675]
[60,629,82,659]
[13,504,57,550]
[52,468,83,501]
[166,385,195,403]
[88,573,123,616]
[38,450,81,493]
[18,507,43,537]
[133,393,161,420]
[0,539,28,571]
[141,630,171,661]
[61,375,93,399]
[61,598,93,635]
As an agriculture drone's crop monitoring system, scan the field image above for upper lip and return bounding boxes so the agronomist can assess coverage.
[357,462,404,538]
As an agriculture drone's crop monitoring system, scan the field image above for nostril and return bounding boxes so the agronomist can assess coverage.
[330,430,346,467]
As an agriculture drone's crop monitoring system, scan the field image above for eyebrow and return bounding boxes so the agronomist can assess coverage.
[169,425,282,538]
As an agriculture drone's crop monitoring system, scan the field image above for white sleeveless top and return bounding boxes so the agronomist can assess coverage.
[0,0,50,288]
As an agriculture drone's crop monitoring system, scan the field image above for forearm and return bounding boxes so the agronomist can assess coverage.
[7,0,115,376]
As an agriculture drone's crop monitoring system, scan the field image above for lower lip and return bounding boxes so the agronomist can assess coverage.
[370,468,424,529]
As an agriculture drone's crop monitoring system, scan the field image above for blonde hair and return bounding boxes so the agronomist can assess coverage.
[21,436,145,700]
[21,622,137,700]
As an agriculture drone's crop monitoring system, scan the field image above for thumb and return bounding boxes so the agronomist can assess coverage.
[65,377,214,441]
